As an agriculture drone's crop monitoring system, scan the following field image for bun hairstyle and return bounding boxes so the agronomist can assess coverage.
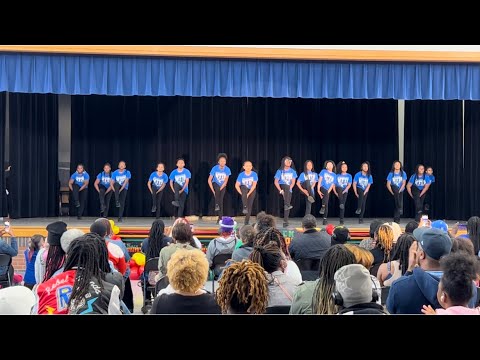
[336,161,347,175]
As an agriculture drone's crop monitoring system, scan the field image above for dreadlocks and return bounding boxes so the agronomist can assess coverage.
[147,219,166,261]
[65,233,109,308]
[216,260,269,314]
[311,245,356,314]
[390,233,415,275]
[250,242,283,274]
[43,245,65,282]
[467,216,480,255]
[254,227,291,259]
[375,225,394,262]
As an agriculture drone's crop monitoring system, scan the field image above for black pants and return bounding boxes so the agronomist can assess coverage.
[173,182,187,218]
[122,277,134,312]
[412,186,426,221]
[424,188,433,217]
[241,185,256,225]
[392,186,404,223]
[113,183,128,219]
[280,184,292,223]
[301,180,314,216]
[151,186,164,218]
[320,187,330,219]
[72,184,88,217]
[357,188,368,220]
[99,187,113,217]
[213,182,226,219]
[336,186,348,221]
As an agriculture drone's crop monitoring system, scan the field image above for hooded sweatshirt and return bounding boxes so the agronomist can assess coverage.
[206,235,237,276]
[386,267,478,314]
[436,306,480,315]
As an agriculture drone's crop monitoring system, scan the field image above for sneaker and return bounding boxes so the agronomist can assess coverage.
[424,204,430,211]
[307,196,315,203]
[284,204,293,211]
[355,209,361,215]
[101,205,106,213]
[339,204,345,210]
[77,216,82,220]
[214,204,220,212]
[323,219,328,225]
[340,220,344,225]
[242,206,248,215]
[359,219,364,224]
[319,206,325,215]
[75,201,80,208]
[399,209,403,215]
[116,201,120,208]
[283,222,289,228]
[151,206,157,213]
[118,217,123,223]
[172,201,180,207]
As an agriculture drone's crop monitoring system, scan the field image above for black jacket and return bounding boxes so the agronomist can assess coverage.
[338,303,387,315]
[289,229,331,261]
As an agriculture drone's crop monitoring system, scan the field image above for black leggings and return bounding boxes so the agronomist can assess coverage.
[320,187,330,219]
[213,182,226,218]
[98,187,113,217]
[412,186,426,222]
[114,183,128,219]
[301,180,314,216]
[151,186,164,218]
[392,186,404,223]
[280,184,292,223]
[173,182,187,218]
[240,185,256,225]
[356,188,368,219]
[72,184,88,217]
[336,186,348,221]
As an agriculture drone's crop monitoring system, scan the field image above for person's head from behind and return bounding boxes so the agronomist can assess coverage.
[239,225,256,247]
[156,162,165,173]
[369,219,383,239]
[76,163,85,174]
[94,218,112,237]
[412,227,452,270]
[250,242,285,274]
[217,153,227,167]
[437,253,477,309]
[176,158,185,169]
[29,234,45,251]
[405,220,419,234]
[147,219,166,259]
[90,221,108,239]
[304,160,314,174]
[103,162,111,174]
[344,244,374,270]
[302,214,316,231]
[426,166,434,176]
[467,216,480,254]
[431,220,449,234]
[451,237,475,256]
[172,222,194,246]
[118,161,126,170]
[43,221,68,282]
[60,229,85,254]
[390,233,415,275]
[324,160,335,172]
[254,227,291,260]
[167,249,208,294]
[312,245,356,314]
[243,160,253,173]
[336,161,348,174]
[0,286,36,315]
[391,160,403,173]
[255,213,276,233]
[217,260,269,314]
[361,161,370,175]
[375,225,394,257]
[219,216,236,237]
[332,227,350,245]
[333,264,378,310]
[384,222,402,243]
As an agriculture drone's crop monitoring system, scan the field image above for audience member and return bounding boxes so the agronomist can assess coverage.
[90,221,127,275]
[0,225,17,278]
[377,233,415,287]
[0,286,36,314]
[254,212,276,233]
[384,221,402,243]
[451,237,475,255]
[405,220,419,234]
[23,235,44,289]
[358,219,382,250]
[331,226,350,246]
[370,224,394,277]
[206,216,237,277]
[43,221,68,282]
[232,225,256,262]
[34,237,48,284]
[289,215,330,261]
[167,218,201,249]
[431,220,448,233]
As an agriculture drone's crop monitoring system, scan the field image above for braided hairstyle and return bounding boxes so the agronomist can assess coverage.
[375,225,394,263]
[254,227,291,260]
[311,245,356,314]
[147,219,166,260]
[43,245,66,282]
[65,233,109,308]
[390,233,415,275]
[250,242,284,274]
[467,216,480,255]
[216,260,269,314]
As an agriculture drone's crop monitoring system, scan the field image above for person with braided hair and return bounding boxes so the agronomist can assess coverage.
[141,219,170,262]
[290,245,355,314]
[250,242,298,308]
[369,224,394,277]
[216,260,269,314]
[42,221,68,282]
[377,233,415,287]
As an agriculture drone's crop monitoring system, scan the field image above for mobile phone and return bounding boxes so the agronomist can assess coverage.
[4,221,10,232]
[458,222,467,231]
[421,215,429,227]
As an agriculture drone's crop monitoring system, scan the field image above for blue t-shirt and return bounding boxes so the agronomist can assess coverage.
[149,172,169,189]
[209,165,232,186]
[70,172,90,187]
[96,172,112,189]
[274,168,298,186]
[408,174,432,190]
[169,168,192,194]
[236,171,259,190]
[336,173,353,189]
[298,171,319,185]
[354,172,373,191]
[319,169,337,190]
[429,174,435,183]
[387,171,407,190]
[112,170,132,190]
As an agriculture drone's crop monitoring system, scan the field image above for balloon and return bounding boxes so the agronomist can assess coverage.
[139,265,145,275]
[129,259,137,268]
[132,252,146,267]
[113,226,120,235]
[129,267,140,281]
[109,219,115,228]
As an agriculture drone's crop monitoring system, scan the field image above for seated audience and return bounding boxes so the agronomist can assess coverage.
[151,249,220,314]
[359,219,383,250]
[254,212,276,233]
[34,237,48,284]
[232,225,256,262]
[431,220,448,233]
[0,225,17,278]
[23,235,44,289]
[405,220,419,234]
[384,222,402,244]
[369,224,394,277]
[46,229,85,278]
[451,237,475,256]
[377,233,415,287]
[167,218,201,249]
[331,226,350,246]
[206,216,237,277]
[141,219,169,262]
[289,215,330,262]
[0,286,36,314]
[42,221,68,282]
[216,260,269,314]
[422,253,480,315]
[90,221,127,275]
[334,264,387,315]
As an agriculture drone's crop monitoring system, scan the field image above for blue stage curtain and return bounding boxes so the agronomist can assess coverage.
[0,93,5,217]
[1,53,480,100]
[463,101,480,218]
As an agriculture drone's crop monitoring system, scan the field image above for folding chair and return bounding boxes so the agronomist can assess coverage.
[265,305,291,314]
[141,257,159,313]
[381,286,390,306]
[295,258,320,281]
[0,254,12,289]
[210,253,232,293]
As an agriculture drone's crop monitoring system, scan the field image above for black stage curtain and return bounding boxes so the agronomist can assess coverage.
[71,96,398,219]
[404,100,463,220]
[9,93,59,218]
[463,101,480,218]
[0,93,5,217]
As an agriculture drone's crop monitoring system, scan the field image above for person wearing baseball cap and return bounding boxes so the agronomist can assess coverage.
[206,216,237,278]
[431,220,448,233]
[0,286,36,314]
[386,227,477,314]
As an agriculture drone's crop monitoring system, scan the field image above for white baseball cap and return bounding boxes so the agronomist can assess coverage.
[0,286,36,314]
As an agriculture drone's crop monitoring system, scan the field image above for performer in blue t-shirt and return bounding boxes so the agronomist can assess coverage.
[334,161,352,225]
[169,158,192,219]
[296,160,318,217]
[94,162,114,217]
[147,162,169,219]
[69,163,90,220]
[424,166,435,217]
[353,161,373,224]
[111,160,132,223]
[317,160,337,225]
[386,160,407,224]
[274,156,298,228]
[235,160,258,225]
[208,153,232,221]
[406,164,432,222]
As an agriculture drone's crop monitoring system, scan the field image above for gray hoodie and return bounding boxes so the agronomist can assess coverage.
[206,235,237,276]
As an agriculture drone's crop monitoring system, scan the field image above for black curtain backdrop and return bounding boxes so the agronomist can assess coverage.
[404,100,463,220]
[71,96,398,219]
[464,101,480,218]
[0,93,5,217]
[9,93,59,218]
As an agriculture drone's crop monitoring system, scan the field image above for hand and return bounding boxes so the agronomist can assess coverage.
[343,190,348,194]
[355,193,359,198]
[6,166,11,172]
[156,189,162,194]
[421,305,436,315]
[179,189,184,194]
[451,222,459,236]
[303,190,309,196]
[319,192,324,199]
[407,241,419,272]
[279,190,284,195]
